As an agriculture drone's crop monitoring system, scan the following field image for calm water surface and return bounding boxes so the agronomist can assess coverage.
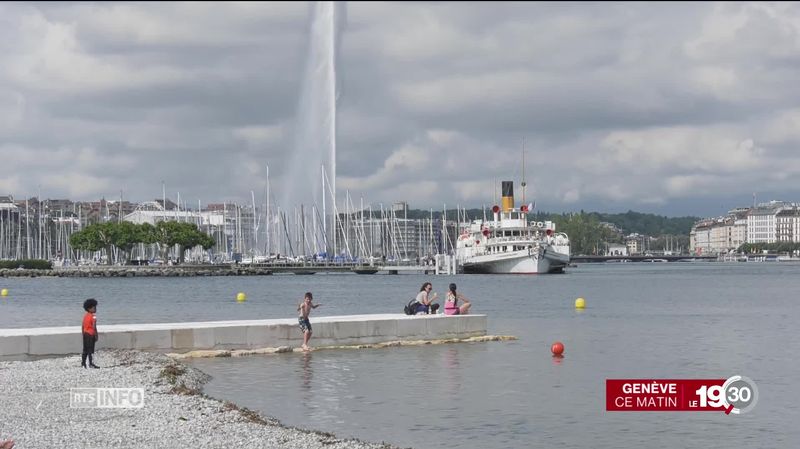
[1,263,797,448]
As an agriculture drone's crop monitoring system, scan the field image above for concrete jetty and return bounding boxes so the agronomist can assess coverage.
[0,314,487,357]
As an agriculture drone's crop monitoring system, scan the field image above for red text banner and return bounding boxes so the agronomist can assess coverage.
[606,379,728,412]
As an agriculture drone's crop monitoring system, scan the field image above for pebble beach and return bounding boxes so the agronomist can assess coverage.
[0,350,401,449]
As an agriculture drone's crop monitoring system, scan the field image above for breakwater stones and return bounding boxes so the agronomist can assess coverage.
[168,335,519,360]
[0,266,273,278]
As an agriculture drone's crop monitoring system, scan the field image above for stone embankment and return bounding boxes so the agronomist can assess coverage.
[0,265,272,278]
[0,350,401,449]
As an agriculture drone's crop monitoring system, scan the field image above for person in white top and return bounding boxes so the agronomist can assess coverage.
[414,282,440,314]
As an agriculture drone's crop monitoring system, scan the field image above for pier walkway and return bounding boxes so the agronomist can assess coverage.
[570,255,717,263]
[0,314,487,357]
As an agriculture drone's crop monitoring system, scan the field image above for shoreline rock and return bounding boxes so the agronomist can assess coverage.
[0,350,400,449]
[0,266,273,278]
[168,335,519,360]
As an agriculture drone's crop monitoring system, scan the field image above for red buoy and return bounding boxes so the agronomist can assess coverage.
[551,342,564,356]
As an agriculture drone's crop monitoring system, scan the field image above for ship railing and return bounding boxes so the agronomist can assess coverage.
[486,236,539,244]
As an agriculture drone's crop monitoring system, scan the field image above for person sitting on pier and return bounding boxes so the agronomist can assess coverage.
[415,282,440,315]
[444,283,471,315]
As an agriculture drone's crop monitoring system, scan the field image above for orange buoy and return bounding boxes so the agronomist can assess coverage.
[551,341,564,356]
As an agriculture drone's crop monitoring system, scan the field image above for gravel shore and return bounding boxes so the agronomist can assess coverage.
[0,350,402,449]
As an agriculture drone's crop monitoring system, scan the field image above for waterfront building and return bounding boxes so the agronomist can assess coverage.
[124,204,224,227]
[731,210,748,250]
[606,244,628,256]
[689,203,800,254]
[746,201,792,244]
[338,214,458,262]
[0,196,20,260]
[392,201,409,214]
[776,208,800,243]
[690,208,749,255]
[47,199,74,213]
[599,221,624,235]
[689,221,712,255]
[0,195,18,213]
[625,233,643,255]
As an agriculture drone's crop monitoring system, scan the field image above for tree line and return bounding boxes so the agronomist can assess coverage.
[69,221,215,264]
[736,242,800,254]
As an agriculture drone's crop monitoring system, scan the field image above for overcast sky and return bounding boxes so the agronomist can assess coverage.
[2,1,800,217]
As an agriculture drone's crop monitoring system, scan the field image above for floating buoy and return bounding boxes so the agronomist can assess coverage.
[551,341,564,356]
[575,297,585,309]
[236,292,246,302]
[0,288,7,297]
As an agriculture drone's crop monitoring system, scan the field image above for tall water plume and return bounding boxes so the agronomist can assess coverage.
[282,1,346,251]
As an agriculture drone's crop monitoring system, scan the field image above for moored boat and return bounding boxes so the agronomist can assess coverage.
[455,181,570,274]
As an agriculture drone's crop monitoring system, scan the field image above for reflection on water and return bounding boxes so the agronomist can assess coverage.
[442,346,462,395]
[300,351,313,399]
[189,264,800,449]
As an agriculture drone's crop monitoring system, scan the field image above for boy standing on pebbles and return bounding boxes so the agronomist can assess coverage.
[81,298,100,369]
[296,292,321,351]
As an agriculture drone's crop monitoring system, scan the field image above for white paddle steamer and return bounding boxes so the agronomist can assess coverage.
[455,181,570,274]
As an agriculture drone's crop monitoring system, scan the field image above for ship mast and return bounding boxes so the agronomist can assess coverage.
[521,137,527,207]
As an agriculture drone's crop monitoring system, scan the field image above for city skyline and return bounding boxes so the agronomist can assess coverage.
[2,2,800,217]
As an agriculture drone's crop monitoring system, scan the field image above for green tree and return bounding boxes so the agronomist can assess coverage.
[69,226,104,253]
[549,212,617,255]
[138,223,158,245]
[108,221,145,263]
[154,221,215,263]
[69,222,116,264]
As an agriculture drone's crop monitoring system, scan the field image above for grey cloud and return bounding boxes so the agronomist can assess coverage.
[3,2,800,217]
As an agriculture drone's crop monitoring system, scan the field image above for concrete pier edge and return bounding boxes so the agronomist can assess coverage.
[0,314,491,357]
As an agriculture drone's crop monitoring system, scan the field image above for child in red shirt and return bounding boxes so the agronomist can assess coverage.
[81,298,99,369]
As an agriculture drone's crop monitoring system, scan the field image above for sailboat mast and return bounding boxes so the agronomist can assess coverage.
[251,190,258,254]
[266,165,271,257]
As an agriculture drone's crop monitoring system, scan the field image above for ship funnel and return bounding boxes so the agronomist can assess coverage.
[501,181,514,212]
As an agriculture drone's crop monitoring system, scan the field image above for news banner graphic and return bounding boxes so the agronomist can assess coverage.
[606,376,758,415]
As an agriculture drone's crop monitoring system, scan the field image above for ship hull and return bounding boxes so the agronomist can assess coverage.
[461,248,569,274]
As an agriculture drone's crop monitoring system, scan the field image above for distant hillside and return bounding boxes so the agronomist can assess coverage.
[398,208,697,236]
[587,210,698,236]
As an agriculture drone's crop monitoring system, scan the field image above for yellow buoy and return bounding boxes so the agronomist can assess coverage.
[236,292,247,302]
[0,288,7,297]
[575,297,585,309]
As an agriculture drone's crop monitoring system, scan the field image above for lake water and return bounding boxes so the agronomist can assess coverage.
[2,263,798,448]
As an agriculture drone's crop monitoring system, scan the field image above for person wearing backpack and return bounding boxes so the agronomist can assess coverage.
[413,282,440,315]
[404,299,418,315]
